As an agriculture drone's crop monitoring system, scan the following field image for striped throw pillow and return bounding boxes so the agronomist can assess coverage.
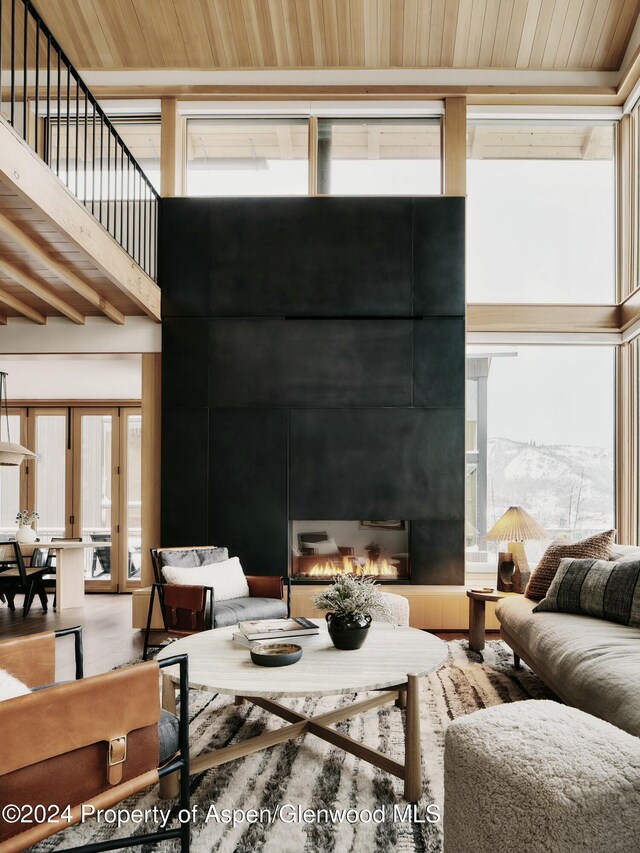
[533,558,640,627]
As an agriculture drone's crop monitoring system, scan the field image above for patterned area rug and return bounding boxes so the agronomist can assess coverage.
[34,640,556,853]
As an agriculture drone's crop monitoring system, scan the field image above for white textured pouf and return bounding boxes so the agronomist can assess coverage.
[377,591,410,626]
[444,700,640,853]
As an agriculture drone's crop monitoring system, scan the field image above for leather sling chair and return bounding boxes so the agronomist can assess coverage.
[0,628,190,853]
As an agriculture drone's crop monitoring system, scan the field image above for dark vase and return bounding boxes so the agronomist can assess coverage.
[325,612,372,650]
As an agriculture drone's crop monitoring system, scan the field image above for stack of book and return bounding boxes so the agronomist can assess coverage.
[233,617,320,648]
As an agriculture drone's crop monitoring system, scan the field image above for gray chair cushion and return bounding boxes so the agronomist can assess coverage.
[213,596,288,628]
[158,709,180,765]
[159,547,229,569]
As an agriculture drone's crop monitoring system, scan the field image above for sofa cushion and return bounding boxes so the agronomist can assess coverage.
[158,710,179,765]
[524,529,615,600]
[213,596,288,628]
[534,558,640,627]
[158,547,228,569]
[496,595,640,737]
[162,556,250,602]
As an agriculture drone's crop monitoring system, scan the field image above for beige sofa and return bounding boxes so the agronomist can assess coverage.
[495,543,640,738]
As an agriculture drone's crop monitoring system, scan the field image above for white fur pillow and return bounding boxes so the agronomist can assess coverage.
[0,668,30,701]
[162,556,250,602]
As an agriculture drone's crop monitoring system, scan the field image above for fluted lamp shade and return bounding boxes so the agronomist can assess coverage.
[486,507,548,542]
[486,507,548,594]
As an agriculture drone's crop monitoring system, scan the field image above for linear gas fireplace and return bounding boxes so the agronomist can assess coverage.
[290,521,410,583]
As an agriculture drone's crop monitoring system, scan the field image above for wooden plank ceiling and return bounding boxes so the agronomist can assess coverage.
[34,0,640,72]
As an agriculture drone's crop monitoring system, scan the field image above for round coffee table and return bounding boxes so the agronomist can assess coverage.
[158,622,447,802]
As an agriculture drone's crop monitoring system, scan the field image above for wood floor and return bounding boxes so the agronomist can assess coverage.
[0,593,144,680]
[0,594,498,681]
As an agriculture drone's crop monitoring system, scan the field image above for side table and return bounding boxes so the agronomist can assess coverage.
[466,589,506,653]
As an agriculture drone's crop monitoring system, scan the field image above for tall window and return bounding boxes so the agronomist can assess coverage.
[317,118,441,195]
[186,119,309,196]
[467,121,616,303]
[466,346,615,572]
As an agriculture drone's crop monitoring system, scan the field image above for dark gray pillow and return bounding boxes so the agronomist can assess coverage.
[159,547,228,568]
[533,558,640,627]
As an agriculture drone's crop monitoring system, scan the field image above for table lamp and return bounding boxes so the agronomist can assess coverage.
[485,506,548,593]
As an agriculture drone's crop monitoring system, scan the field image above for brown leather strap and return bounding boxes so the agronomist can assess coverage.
[163,583,207,611]
[107,736,128,785]
[0,661,161,776]
[0,632,55,688]
[163,583,208,632]
[246,575,284,599]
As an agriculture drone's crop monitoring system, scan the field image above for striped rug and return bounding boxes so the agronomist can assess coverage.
[34,640,556,853]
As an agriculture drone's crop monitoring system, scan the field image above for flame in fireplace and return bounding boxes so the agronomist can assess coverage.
[306,556,398,578]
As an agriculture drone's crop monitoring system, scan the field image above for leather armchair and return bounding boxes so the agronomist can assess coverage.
[144,547,291,660]
[0,630,190,853]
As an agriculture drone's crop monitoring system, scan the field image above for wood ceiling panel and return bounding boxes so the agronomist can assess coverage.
[28,0,636,72]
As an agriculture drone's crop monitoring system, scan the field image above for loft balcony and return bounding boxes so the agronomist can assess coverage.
[0,0,160,325]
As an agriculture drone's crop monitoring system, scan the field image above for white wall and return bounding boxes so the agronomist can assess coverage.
[0,354,141,400]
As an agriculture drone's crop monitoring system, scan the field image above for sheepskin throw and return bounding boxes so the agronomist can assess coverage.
[525,529,615,600]
[534,558,640,627]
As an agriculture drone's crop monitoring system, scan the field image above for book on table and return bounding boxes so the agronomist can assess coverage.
[236,617,319,641]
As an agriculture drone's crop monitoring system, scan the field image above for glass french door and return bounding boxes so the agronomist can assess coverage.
[73,408,119,591]
[3,405,142,593]
[0,409,26,537]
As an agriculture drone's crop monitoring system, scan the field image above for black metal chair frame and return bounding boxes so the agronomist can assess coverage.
[0,541,49,616]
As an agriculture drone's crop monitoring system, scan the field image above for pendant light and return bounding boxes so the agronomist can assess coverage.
[0,372,36,466]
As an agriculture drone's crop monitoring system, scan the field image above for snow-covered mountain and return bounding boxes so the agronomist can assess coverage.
[486,437,614,533]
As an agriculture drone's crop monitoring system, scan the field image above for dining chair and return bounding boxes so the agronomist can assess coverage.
[0,541,49,616]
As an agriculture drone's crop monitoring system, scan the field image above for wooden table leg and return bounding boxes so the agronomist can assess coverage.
[160,673,180,799]
[395,688,407,709]
[468,596,486,652]
[404,673,422,802]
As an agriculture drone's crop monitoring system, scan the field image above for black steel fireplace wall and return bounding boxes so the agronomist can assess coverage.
[160,197,465,584]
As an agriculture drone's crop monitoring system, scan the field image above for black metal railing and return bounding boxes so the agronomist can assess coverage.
[0,0,159,280]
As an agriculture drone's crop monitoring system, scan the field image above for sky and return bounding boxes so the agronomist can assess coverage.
[473,345,615,448]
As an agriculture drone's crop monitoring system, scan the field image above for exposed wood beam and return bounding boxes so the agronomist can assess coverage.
[443,97,466,196]
[0,255,85,324]
[0,314,7,325]
[83,84,620,107]
[276,125,294,160]
[0,211,124,324]
[0,286,46,324]
[0,117,160,320]
[160,97,184,197]
[140,353,161,589]
[467,303,621,334]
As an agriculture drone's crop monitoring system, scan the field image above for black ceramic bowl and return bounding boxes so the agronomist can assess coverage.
[250,642,303,667]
